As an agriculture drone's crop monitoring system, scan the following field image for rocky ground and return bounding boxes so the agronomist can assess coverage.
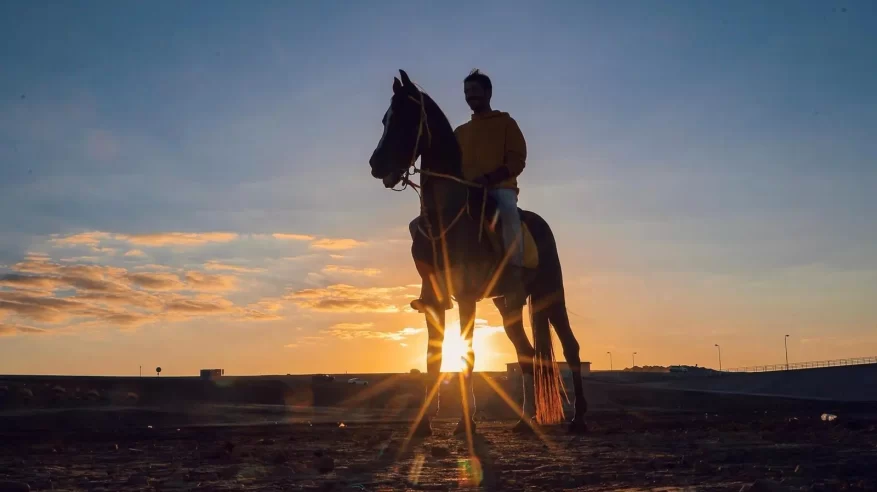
[1,409,876,491]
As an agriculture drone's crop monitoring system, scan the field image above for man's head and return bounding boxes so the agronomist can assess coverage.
[464,69,492,113]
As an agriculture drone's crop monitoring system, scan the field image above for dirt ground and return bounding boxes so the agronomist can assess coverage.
[1,409,876,491]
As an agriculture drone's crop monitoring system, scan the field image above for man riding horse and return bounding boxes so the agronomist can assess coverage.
[407,69,529,312]
[372,69,588,435]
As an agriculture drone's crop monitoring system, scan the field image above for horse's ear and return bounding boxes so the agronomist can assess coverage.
[393,77,402,93]
[399,70,413,87]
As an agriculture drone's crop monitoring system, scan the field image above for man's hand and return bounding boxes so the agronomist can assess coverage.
[473,167,511,187]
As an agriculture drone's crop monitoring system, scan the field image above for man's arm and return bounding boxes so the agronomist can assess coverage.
[504,118,527,178]
[475,117,527,186]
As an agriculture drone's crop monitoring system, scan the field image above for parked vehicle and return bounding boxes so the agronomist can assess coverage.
[347,378,369,386]
[311,374,335,383]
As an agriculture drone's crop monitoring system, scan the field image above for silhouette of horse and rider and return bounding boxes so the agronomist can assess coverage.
[369,69,587,435]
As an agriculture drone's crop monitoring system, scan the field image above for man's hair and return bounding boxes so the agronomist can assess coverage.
[464,69,492,92]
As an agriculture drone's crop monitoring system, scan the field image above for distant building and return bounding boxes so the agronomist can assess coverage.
[200,369,225,380]
[506,361,591,380]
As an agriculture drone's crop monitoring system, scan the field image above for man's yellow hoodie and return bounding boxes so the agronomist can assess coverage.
[454,110,527,191]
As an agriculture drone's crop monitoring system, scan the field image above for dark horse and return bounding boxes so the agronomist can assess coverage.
[368,70,587,435]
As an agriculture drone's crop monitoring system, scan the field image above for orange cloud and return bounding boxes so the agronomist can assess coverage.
[50,231,112,247]
[0,258,269,333]
[126,272,185,291]
[124,249,146,257]
[323,327,423,341]
[184,271,237,291]
[285,284,405,313]
[309,238,365,251]
[272,233,315,241]
[116,232,238,246]
[0,273,63,291]
[0,322,47,336]
[328,322,374,330]
[322,265,381,276]
[204,261,264,273]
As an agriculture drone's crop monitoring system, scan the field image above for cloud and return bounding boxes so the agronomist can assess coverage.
[323,327,424,341]
[49,231,112,248]
[310,238,365,251]
[272,233,315,241]
[322,265,381,276]
[124,249,146,257]
[184,271,237,291]
[126,272,185,291]
[284,336,325,349]
[134,264,173,271]
[285,284,405,313]
[328,322,374,331]
[48,230,241,249]
[116,232,239,247]
[0,258,268,333]
[0,322,48,336]
[204,261,264,273]
[24,252,51,262]
[165,295,235,315]
[0,273,63,291]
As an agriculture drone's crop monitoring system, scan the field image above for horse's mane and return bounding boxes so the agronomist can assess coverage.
[418,91,462,172]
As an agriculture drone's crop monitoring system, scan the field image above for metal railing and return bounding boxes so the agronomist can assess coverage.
[726,356,877,373]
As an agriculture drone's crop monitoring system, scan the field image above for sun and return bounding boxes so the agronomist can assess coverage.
[440,326,470,372]
[438,318,506,372]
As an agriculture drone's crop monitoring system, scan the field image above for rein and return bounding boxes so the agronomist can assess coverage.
[391,91,489,244]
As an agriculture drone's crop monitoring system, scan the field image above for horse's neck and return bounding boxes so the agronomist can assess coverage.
[418,95,467,210]
[421,147,464,210]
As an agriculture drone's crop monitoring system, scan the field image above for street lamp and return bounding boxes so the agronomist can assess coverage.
[784,334,790,370]
[632,352,637,368]
[715,344,722,371]
[606,352,613,371]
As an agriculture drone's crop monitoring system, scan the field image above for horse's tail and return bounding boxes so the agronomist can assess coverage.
[523,209,567,425]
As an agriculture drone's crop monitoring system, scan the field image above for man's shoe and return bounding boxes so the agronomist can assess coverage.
[410,297,453,313]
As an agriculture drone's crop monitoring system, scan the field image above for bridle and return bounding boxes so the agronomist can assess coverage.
[388,89,488,245]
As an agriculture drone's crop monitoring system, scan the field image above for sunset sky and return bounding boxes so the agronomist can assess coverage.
[1,2,876,376]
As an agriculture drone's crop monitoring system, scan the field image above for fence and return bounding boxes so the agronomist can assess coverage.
[726,356,877,373]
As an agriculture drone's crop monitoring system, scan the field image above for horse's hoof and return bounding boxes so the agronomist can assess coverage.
[453,419,476,435]
[512,418,537,434]
[412,419,433,437]
[568,418,588,435]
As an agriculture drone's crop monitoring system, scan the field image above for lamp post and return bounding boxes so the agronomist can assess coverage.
[632,352,637,368]
[715,344,722,371]
[784,334,790,370]
[606,352,613,371]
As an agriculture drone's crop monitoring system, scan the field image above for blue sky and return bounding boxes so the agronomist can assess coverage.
[1,1,875,375]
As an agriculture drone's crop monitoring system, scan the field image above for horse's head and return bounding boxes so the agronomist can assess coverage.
[369,70,429,183]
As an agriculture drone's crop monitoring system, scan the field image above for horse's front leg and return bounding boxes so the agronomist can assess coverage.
[414,304,445,437]
[454,299,477,435]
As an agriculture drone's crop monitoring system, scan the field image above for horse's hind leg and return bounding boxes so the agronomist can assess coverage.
[493,298,537,432]
[549,301,588,433]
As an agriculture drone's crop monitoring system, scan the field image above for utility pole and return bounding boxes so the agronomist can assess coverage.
[715,344,722,371]
[139,365,142,377]
[606,352,613,371]
[784,334,790,370]
[632,352,637,368]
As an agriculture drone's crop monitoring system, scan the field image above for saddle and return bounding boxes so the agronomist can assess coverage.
[479,199,539,270]
[412,193,539,270]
